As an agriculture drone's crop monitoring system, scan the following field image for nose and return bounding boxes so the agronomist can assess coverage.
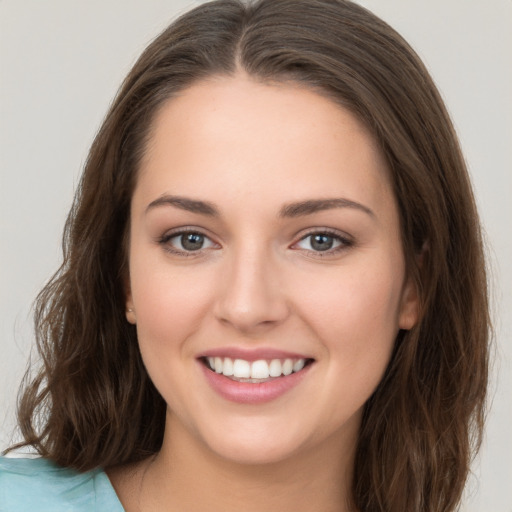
[213,245,290,334]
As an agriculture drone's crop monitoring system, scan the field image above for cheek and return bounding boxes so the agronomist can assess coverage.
[129,258,215,356]
[129,262,217,419]
[293,259,403,373]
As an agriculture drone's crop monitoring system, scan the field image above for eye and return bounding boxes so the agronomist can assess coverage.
[160,230,217,254]
[294,231,352,254]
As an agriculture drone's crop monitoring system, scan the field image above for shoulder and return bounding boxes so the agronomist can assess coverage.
[0,456,124,512]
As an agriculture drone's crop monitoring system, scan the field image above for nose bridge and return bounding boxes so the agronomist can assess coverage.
[214,239,288,332]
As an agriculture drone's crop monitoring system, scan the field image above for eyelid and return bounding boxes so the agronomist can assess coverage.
[158,226,220,256]
[290,228,354,255]
[156,226,353,257]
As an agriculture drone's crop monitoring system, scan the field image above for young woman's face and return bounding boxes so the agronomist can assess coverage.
[126,74,418,465]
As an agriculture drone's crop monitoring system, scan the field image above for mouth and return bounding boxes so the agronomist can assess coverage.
[197,348,315,404]
[200,356,315,383]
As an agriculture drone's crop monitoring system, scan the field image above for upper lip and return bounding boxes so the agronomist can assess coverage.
[197,347,313,362]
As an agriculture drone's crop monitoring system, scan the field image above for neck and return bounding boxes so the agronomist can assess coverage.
[140,410,357,512]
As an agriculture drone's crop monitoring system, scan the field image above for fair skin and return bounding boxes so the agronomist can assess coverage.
[109,73,419,512]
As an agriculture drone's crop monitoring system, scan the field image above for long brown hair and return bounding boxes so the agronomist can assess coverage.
[10,1,489,510]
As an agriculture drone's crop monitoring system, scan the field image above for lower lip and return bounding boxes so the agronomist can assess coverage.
[199,362,312,404]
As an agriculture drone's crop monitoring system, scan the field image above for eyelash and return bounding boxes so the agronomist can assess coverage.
[158,228,354,257]
[292,229,354,257]
[158,228,217,257]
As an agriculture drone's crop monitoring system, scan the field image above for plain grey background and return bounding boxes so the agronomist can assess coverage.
[1,1,510,510]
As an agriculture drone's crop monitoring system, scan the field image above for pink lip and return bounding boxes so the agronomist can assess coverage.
[198,347,311,362]
[199,360,313,405]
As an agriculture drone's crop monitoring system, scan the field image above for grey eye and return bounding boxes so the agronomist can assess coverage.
[181,233,204,251]
[296,233,344,252]
[168,232,215,252]
[310,234,335,251]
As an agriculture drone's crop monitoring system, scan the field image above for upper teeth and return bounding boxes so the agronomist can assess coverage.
[206,357,306,379]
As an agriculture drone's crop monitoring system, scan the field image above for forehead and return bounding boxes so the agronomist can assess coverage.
[135,74,395,219]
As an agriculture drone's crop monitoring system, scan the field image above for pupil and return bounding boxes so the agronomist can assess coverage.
[311,234,333,251]
[182,233,204,251]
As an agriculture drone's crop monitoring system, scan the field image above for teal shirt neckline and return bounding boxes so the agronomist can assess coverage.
[0,456,125,511]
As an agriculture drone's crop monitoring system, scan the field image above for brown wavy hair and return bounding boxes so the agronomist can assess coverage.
[9,1,490,510]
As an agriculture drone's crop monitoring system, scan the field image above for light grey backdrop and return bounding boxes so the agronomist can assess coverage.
[1,1,510,510]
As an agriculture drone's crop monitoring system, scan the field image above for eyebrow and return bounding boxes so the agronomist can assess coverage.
[279,198,375,218]
[146,195,219,216]
[145,195,374,219]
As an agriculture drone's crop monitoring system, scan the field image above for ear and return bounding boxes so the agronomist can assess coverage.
[124,277,137,325]
[126,302,137,324]
[398,244,426,330]
[398,274,420,330]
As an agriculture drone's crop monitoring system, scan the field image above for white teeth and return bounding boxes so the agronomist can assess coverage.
[251,360,270,379]
[222,357,234,376]
[206,356,308,379]
[269,359,282,377]
[233,359,251,378]
[282,359,293,376]
[293,359,305,372]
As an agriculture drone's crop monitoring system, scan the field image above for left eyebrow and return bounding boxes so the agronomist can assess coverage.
[279,198,375,218]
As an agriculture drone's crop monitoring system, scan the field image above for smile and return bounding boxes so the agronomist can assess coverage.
[205,357,308,381]
[199,352,314,404]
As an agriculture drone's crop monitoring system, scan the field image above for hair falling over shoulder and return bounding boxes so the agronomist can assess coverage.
[8,1,490,511]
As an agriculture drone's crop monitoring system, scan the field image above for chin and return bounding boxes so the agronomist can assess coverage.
[207,434,304,467]
[177,413,296,465]
[196,413,333,468]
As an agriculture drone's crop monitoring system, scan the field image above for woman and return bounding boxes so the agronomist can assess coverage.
[0,0,489,511]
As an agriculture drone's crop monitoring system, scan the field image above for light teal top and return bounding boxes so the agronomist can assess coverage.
[0,456,124,511]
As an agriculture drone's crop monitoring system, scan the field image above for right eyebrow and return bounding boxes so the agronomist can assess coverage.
[145,195,219,216]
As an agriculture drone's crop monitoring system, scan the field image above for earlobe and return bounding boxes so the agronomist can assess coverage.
[399,242,427,330]
[126,304,137,324]
[125,281,137,324]
[398,276,420,331]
